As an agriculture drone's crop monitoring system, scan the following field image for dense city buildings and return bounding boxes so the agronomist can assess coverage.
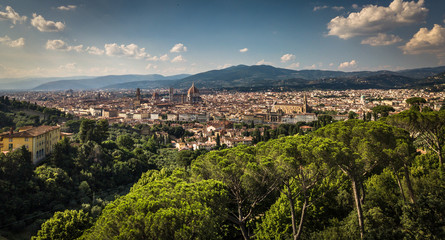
[2,87,444,150]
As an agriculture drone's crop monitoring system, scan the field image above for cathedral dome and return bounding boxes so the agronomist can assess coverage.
[187,82,199,95]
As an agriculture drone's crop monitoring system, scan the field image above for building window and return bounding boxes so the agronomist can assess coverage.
[8,144,13,150]
[9,138,13,142]
[25,137,29,142]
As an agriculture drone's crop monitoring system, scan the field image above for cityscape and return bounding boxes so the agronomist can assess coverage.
[1,0,445,239]
[3,85,445,152]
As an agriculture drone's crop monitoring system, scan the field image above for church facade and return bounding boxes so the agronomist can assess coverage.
[271,94,309,114]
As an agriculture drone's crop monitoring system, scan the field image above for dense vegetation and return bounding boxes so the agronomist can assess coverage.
[0,96,69,131]
[0,117,205,239]
[1,104,445,239]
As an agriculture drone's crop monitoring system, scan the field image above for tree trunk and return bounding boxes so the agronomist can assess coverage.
[238,204,250,240]
[359,181,365,206]
[393,169,406,203]
[352,178,365,239]
[295,191,307,240]
[403,165,416,204]
[286,183,298,240]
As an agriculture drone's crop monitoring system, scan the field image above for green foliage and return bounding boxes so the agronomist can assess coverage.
[82,174,229,239]
[192,144,280,239]
[116,134,135,150]
[79,119,109,143]
[3,108,445,240]
[406,97,426,106]
[32,210,93,240]
[63,119,82,133]
[372,105,395,118]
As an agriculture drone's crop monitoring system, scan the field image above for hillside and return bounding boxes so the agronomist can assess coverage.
[13,65,445,91]
[174,65,445,90]
[32,74,190,91]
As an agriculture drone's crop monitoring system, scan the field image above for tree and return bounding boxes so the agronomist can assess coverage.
[371,105,395,119]
[406,97,426,111]
[82,174,229,239]
[256,135,334,240]
[33,210,92,240]
[79,119,96,143]
[50,137,76,172]
[348,111,358,120]
[317,115,333,127]
[192,145,279,240]
[95,119,109,143]
[215,133,221,148]
[116,134,135,150]
[79,119,109,144]
[34,165,73,206]
[386,110,445,170]
[314,120,400,239]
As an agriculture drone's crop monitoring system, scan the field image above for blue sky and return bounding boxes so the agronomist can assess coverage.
[1,0,445,78]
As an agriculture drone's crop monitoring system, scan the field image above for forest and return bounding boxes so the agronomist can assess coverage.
[0,98,444,239]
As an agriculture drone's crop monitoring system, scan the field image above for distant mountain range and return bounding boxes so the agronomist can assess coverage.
[2,65,445,91]
[31,74,190,91]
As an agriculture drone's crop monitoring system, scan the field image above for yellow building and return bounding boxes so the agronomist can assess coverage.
[0,126,61,164]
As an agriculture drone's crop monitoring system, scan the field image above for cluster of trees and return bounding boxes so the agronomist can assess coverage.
[0,96,70,130]
[0,118,206,238]
[28,108,445,239]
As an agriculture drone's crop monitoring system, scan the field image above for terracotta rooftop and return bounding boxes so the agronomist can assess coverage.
[0,126,60,138]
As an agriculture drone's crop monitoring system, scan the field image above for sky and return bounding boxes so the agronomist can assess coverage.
[1,0,445,78]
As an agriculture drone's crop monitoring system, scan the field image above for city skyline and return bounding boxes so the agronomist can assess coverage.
[1,0,445,79]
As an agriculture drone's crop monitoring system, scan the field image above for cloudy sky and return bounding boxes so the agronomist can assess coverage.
[1,0,445,78]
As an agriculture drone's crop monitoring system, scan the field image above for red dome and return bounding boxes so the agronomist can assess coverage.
[187,82,199,95]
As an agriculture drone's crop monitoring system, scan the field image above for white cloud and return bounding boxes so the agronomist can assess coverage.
[314,5,328,11]
[147,56,159,61]
[0,6,27,25]
[160,54,169,61]
[401,24,445,61]
[332,6,345,11]
[281,53,296,63]
[104,43,148,59]
[145,63,158,70]
[58,63,76,70]
[256,59,272,65]
[31,13,65,32]
[217,63,233,69]
[361,33,403,46]
[339,60,357,69]
[239,48,248,53]
[147,54,169,61]
[46,39,83,52]
[86,46,104,55]
[171,55,185,63]
[170,43,187,53]
[329,63,335,67]
[287,62,300,69]
[0,35,25,48]
[327,0,428,39]
[304,64,317,69]
[57,5,77,11]
[352,4,359,9]
[71,45,83,52]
